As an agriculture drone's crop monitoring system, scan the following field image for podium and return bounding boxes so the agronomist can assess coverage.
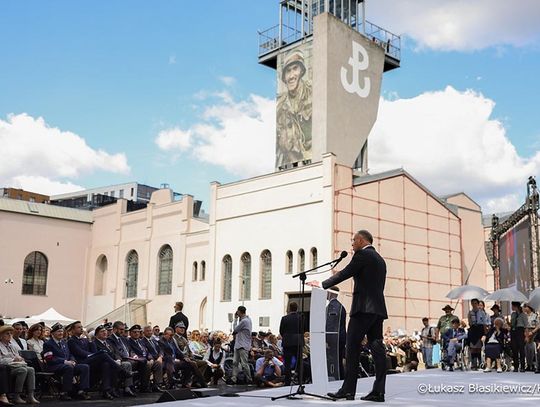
[309,287,344,393]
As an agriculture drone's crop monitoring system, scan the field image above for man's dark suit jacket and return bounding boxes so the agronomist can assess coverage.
[168,312,189,332]
[67,336,93,363]
[279,312,304,349]
[107,334,131,359]
[322,246,387,319]
[42,339,75,371]
[141,336,162,360]
[91,339,118,360]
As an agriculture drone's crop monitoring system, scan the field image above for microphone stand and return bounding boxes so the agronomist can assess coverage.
[271,257,343,402]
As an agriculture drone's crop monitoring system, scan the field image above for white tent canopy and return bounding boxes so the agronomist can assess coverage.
[10,307,76,327]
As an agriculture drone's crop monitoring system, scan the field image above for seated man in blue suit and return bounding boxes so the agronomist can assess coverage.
[42,323,91,401]
[67,321,123,399]
[442,318,467,371]
[127,325,160,392]
[137,325,164,391]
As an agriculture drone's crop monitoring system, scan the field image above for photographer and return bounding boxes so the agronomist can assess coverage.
[254,350,283,388]
[420,317,436,368]
[230,306,252,384]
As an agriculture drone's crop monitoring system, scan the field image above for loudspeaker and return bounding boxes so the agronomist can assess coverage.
[156,389,197,402]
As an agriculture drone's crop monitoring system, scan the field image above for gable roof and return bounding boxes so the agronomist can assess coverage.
[0,197,93,224]
[353,168,460,218]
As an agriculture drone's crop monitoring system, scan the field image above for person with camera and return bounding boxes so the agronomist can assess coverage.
[420,317,436,369]
[230,306,252,384]
[254,349,283,388]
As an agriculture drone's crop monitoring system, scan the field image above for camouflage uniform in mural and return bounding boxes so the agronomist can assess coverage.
[276,50,312,168]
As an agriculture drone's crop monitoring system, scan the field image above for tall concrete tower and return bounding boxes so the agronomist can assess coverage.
[258,0,400,173]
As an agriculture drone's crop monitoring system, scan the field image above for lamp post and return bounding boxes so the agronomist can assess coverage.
[3,278,14,318]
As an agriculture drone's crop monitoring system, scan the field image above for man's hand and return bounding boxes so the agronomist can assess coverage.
[307,281,321,288]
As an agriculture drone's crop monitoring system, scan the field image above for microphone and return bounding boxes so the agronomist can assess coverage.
[333,251,348,266]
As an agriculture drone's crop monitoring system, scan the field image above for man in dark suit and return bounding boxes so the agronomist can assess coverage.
[67,321,122,399]
[92,325,135,397]
[141,325,164,390]
[42,323,91,401]
[279,302,304,386]
[128,325,161,391]
[168,302,189,336]
[326,286,347,380]
[315,230,388,403]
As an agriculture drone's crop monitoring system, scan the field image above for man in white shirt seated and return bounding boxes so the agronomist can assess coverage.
[254,350,283,387]
[202,338,226,385]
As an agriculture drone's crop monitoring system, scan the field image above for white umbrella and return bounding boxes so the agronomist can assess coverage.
[446,285,490,300]
[485,287,528,303]
[527,292,540,311]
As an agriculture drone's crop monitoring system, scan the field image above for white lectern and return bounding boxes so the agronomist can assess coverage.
[309,287,330,393]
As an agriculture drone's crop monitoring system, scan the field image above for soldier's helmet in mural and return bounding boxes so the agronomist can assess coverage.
[281,50,307,83]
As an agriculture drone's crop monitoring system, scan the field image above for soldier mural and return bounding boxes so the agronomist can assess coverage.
[276,45,313,169]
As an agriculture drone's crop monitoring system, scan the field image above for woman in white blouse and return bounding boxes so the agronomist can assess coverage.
[26,324,45,358]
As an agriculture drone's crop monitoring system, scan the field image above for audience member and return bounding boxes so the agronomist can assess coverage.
[481,317,506,373]
[254,349,283,388]
[510,302,527,372]
[231,306,253,384]
[26,323,45,357]
[419,317,436,368]
[0,325,39,404]
[203,338,225,385]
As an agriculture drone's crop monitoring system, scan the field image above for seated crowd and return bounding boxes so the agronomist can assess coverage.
[0,301,307,404]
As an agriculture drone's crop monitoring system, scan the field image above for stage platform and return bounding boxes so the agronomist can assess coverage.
[142,369,540,406]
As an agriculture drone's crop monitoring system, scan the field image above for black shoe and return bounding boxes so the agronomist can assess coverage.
[520,368,526,372]
[110,389,120,398]
[59,393,71,401]
[448,366,454,371]
[123,388,137,397]
[360,392,385,402]
[327,390,355,400]
[535,369,540,374]
[76,391,91,401]
[102,392,114,400]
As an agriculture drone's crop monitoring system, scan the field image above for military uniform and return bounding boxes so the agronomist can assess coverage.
[276,50,312,168]
[437,313,457,338]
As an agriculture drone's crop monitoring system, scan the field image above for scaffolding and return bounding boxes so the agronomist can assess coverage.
[487,177,540,291]
[258,0,400,71]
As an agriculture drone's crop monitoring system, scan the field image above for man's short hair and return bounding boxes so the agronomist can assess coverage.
[451,318,460,324]
[422,317,429,322]
[357,229,373,244]
[112,321,124,329]
[175,302,184,310]
[237,306,247,314]
[12,322,22,329]
[163,327,174,334]
[471,298,479,304]
[289,302,298,312]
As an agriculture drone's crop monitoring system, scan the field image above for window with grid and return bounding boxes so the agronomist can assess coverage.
[240,253,251,301]
[192,262,198,282]
[285,250,293,274]
[311,247,318,268]
[200,261,206,281]
[125,250,139,298]
[22,251,48,295]
[222,255,232,301]
[260,250,272,299]
[157,245,173,295]
[298,249,305,273]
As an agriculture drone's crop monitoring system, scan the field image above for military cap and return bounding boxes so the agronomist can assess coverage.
[175,321,186,329]
[490,304,501,311]
[281,50,306,82]
[104,322,113,330]
[442,304,455,311]
[51,322,64,333]
[129,324,142,332]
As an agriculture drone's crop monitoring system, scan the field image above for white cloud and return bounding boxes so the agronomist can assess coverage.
[0,113,129,195]
[367,0,540,51]
[155,128,192,152]
[218,76,236,87]
[156,86,538,214]
[168,54,176,65]
[155,92,275,176]
[369,86,539,213]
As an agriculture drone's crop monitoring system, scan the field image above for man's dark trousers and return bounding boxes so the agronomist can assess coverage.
[283,346,301,385]
[341,313,387,395]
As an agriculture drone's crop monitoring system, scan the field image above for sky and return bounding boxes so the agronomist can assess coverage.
[1,0,540,214]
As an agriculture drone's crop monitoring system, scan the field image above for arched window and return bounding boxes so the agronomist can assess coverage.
[192,262,198,282]
[240,253,251,301]
[222,255,232,301]
[298,249,305,273]
[199,297,207,330]
[310,247,318,269]
[22,251,48,295]
[157,245,173,295]
[94,255,107,296]
[125,250,138,298]
[285,250,293,274]
[200,261,206,281]
[260,250,272,300]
